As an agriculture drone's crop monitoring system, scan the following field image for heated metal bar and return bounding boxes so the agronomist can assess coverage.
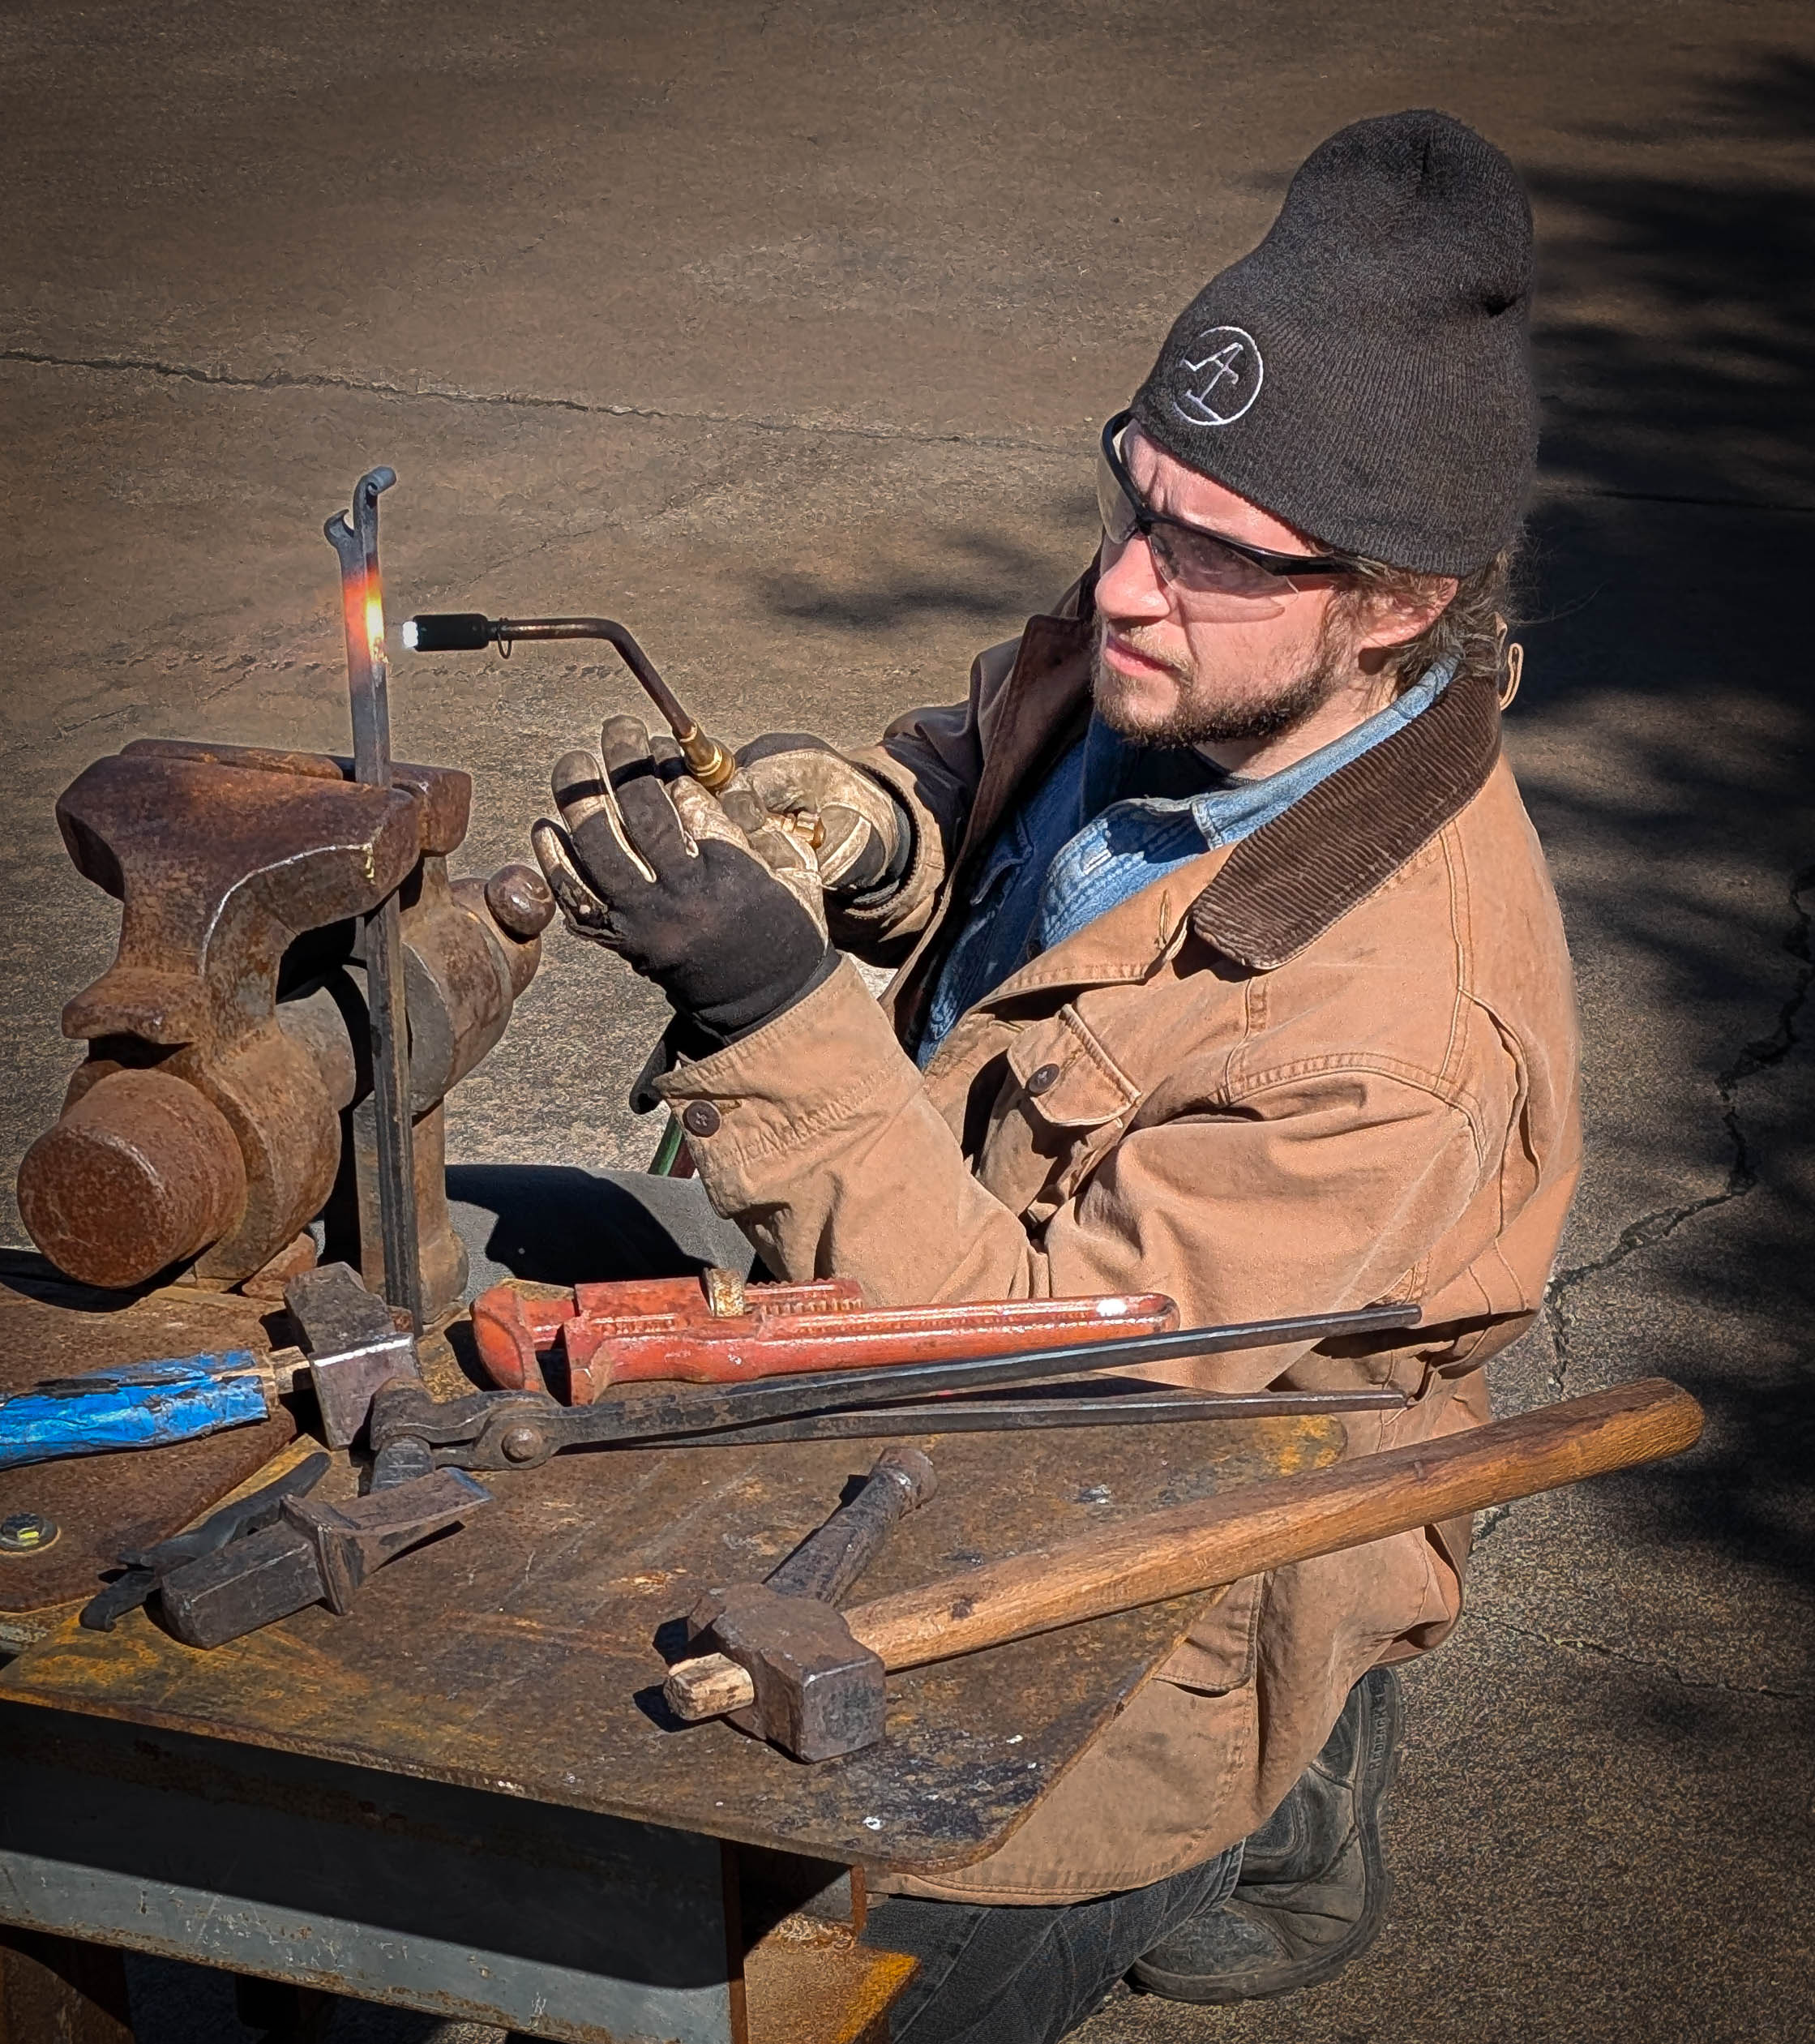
[326,469,422,1331]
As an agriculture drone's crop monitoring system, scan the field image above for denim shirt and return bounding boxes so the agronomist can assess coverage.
[915,659,1457,1065]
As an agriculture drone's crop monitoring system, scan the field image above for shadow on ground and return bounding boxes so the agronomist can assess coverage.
[1509,49,1815,1669]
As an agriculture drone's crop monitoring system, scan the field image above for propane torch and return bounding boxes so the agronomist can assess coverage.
[402,612,745,795]
[405,610,819,1182]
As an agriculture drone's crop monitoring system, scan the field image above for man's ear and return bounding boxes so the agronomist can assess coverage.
[1354,576,1458,655]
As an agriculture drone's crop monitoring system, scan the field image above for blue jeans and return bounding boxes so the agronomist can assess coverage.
[863,1846,1245,2044]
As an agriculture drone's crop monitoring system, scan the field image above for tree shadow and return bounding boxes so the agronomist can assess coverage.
[1506,49,1815,1665]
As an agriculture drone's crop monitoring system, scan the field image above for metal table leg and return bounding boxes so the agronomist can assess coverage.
[0,1924,134,2044]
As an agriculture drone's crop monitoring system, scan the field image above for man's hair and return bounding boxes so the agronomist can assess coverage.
[1338,543,1517,697]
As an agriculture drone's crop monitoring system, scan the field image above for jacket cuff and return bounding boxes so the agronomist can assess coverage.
[653,958,922,1201]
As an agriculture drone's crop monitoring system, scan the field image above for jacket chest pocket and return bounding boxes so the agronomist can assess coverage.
[980,1005,1145,1224]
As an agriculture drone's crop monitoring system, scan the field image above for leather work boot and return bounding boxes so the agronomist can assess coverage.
[1131,1666,1402,2004]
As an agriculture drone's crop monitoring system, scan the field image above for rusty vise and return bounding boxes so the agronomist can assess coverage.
[16,738,553,1319]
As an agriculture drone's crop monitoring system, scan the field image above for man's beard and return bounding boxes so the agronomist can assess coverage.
[1091,614,1353,748]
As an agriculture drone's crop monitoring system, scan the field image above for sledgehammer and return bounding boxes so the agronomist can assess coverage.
[665,1377,1702,1754]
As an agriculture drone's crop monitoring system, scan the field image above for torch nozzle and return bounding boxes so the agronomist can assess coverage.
[402,612,492,653]
[402,612,740,793]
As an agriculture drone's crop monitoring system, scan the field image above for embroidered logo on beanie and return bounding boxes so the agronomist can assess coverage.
[1175,325,1264,427]
[1131,110,1539,575]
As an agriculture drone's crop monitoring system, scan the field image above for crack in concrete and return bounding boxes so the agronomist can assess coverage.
[1466,1609,1809,1700]
[8,349,1814,516]
[1541,861,1815,1401]
[0,701,139,762]
[0,345,1072,456]
[1472,1500,1516,1545]
[1472,863,1813,1558]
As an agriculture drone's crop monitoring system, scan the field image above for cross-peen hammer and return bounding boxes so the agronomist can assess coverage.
[664,1377,1703,1756]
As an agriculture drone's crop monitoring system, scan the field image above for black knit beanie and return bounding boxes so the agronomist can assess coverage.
[1129,110,1536,576]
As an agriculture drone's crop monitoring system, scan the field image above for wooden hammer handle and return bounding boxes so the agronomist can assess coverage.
[665,1377,1701,1719]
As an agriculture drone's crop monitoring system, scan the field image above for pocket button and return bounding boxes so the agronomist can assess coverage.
[682,1100,722,1138]
[1024,1062,1062,1098]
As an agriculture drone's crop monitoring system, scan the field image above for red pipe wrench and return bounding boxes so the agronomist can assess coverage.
[471,1271,1178,1404]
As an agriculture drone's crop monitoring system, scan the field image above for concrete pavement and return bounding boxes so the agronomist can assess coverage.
[2,2,1811,2037]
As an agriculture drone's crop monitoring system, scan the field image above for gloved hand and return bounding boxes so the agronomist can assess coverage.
[734,734,912,897]
[531,716,833,1049]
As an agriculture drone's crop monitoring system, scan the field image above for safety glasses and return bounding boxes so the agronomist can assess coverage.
[1096,409,1359,606]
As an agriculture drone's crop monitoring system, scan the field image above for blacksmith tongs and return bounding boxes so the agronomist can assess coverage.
[368,1303,1420,1471]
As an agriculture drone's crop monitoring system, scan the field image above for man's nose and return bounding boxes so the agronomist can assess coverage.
[1095,532,1173,621]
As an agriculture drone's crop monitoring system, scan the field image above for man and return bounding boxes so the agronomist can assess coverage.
[529,109,1580,2041]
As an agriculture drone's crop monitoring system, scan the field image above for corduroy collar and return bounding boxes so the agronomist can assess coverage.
[1036,573,1504,972]
[1184,659,1502,969]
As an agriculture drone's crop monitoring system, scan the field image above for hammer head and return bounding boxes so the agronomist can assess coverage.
[688,1581,886,1762]
[285,1261,421,1448]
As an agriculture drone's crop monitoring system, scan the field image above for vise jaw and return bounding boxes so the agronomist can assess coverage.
[16,739,552,1318]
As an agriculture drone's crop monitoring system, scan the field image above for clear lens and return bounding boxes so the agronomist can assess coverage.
[1095,439,1141,545]
[1148,524,1285,599]
[1096,425,1291,606]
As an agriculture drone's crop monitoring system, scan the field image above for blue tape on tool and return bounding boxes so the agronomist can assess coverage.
[0,1352,272,1471]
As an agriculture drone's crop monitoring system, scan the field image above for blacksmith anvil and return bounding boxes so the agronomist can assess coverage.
[16,738,553,1319]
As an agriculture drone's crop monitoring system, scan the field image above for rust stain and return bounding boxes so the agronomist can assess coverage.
[743,1925,916,2044]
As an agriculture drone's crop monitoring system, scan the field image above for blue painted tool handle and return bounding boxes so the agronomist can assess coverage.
[0,1352,272,1470]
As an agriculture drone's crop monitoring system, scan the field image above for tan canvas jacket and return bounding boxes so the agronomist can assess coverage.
[657,578,1582,1903]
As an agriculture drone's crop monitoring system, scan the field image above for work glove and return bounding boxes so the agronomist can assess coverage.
[734,734,913,898]
[531,716,834,1050]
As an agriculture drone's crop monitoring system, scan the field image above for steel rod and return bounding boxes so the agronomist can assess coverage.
[637,1386,1409,1446]
[551,1302,1422,1449]
[405,613,738,790]
[326,469,422,1331]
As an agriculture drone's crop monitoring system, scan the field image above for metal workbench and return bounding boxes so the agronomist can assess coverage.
[0,1262,1342,2042]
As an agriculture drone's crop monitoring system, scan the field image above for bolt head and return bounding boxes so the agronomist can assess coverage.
[500,1425,545,1464]
[485,863,556,940]
[0,1512,59,1554]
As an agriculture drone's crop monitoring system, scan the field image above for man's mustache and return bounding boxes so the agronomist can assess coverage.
[1094,620,1194,685]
